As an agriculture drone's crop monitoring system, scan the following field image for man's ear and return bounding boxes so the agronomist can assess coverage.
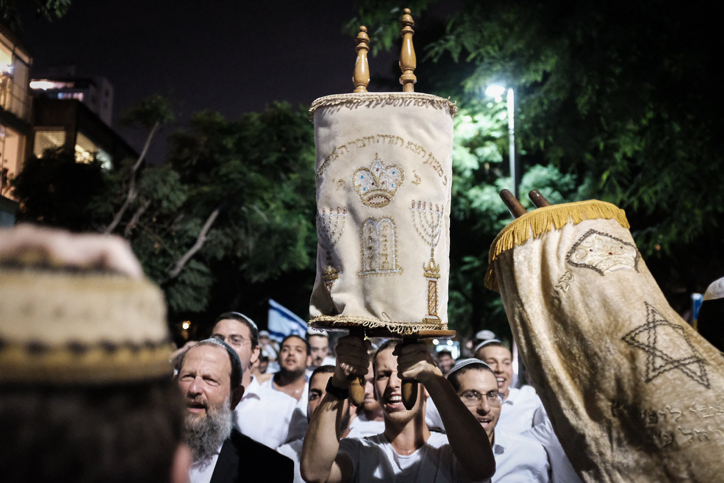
[170,443,192,483]
[306,354,312,367]
[250,345,260,366]
[231,385,245,410]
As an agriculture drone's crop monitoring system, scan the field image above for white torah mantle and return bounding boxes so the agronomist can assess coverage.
[486,200,724,482]
[309,93,456,334]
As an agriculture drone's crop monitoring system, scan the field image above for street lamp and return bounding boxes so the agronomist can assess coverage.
[485,84,518,199]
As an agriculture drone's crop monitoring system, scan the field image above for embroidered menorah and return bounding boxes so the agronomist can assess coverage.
[410,200,444,322]
[317,207,347,293]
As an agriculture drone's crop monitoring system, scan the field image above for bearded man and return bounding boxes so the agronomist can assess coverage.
[176,339,293,482]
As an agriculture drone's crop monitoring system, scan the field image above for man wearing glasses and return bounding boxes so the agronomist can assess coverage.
[211,312,306,449]
[448,359,550,482]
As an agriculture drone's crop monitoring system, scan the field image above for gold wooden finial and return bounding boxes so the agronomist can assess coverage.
[353,26,370,93]
[399,8,417,92]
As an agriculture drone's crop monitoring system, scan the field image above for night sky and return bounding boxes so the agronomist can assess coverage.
[19,0,398,160]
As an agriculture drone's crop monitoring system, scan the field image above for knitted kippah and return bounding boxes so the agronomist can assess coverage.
[0,267,171,385]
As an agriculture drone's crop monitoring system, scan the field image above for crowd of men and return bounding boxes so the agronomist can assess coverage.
[0,226,579,482]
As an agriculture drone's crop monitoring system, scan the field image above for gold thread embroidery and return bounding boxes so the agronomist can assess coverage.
[353,154,404,208]
[485,200,631,291]
[567,229,641,275]
[359,217,403,277]
[410,200,445,322]
[412,171,422,185]
[316,133,447,186]
[309,92,458,119]
[317,207,348,293]
[310,315,447,335]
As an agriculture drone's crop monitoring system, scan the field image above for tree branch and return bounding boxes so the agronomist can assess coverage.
[162,206,221,283]
[103,121,160,235]
[124,198,152,238]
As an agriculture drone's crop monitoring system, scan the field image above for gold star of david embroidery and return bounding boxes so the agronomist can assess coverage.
[622,302,709,388]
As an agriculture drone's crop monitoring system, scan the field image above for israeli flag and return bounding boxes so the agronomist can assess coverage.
[268,299,308,342]
[692,293,704,320]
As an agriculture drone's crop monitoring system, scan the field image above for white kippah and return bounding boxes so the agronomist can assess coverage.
[475,329,496,340]
[703,276,724,301]
[307,327,329,338]
[473,338,502,354]
[447,358,492,378]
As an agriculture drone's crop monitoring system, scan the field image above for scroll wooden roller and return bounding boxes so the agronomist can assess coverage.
[353,27,370,93]
[500,189,552,219]
[324,10,455,412]
[399,8,417,92]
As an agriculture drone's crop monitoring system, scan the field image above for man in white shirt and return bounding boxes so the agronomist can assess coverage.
[300,337,495,483]
[346,360,385,439]
[475,340,542,433]
[278,365,353,483]
[307,329,337,374]
[447,359,550,482]
[176,338,293,482]
[211,312,260,393]
[211,314,303,449]
[238,334,311,448]
[474,340,579,481]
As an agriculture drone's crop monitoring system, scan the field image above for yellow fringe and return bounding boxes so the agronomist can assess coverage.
[484,200,629,292]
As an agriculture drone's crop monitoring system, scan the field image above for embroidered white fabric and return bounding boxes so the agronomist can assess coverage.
[309,93,455,334]
[491,213,724,480]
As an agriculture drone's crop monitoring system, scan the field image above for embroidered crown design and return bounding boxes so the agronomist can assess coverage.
[353,154,404,208]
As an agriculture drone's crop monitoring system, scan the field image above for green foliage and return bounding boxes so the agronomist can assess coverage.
[352,0,724,328]
[12,99,317,321]
[12,149,107,231]
[120,94,175,128]
[447,105,580,335]
[345,0,437,55]
[1,0,71,32]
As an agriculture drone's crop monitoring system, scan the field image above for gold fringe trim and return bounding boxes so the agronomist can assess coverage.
[310,315,447,336]
[309,93,458,120]
[0,342,174,384]
[485,200,630,292]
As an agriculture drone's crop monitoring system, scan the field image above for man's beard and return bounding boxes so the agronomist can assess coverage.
[184,397,233,462]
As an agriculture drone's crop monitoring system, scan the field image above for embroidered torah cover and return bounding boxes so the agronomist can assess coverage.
[486,200,724,482]
[309,93,456,334]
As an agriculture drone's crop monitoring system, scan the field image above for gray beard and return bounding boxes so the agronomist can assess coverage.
[184,398,233,462]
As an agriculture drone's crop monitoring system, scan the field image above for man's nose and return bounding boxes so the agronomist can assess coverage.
[477,397,491,414]
[390,371,402,388]
[187,376,203,395]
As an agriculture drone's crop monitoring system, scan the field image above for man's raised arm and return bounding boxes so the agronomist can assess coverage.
[395,343,496,481]
[301,335,369,483]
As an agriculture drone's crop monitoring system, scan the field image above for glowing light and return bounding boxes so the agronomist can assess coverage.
[432,339,439,345]
[485,84,506,99]
[446,340,453,346]
[182,321,191,330]
[29,80,73,90]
